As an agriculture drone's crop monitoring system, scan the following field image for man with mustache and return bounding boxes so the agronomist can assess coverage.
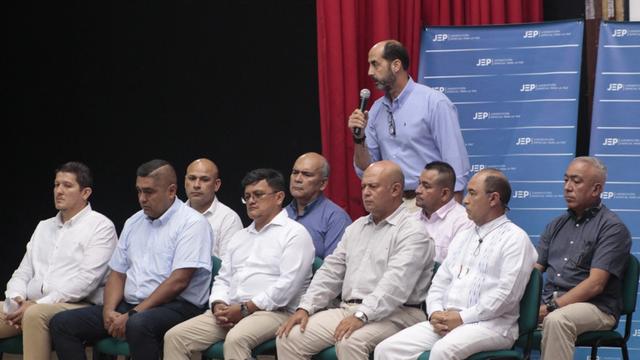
[0,161,117,360]
[348,40,470,208]
[536,157,631,360]
[287,152,352,258]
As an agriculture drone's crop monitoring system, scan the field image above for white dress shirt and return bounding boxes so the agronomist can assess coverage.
[187,197,243,258]
[417,198,473,263]
[209,209,315,313]
[426,215,537,340]
[298,204,435,322]
[5,204,117,305]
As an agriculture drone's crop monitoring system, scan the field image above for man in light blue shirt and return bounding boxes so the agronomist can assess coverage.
[50,159,213,360]
[348,40,470,204]
[286,152,352,258]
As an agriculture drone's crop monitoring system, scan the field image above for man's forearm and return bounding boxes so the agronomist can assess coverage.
[103,271,126,312]
[354,143,372,172]
[555,269,609,307]
[133,268,196,312]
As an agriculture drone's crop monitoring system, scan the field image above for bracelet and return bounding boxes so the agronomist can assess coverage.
[353,135,366,144]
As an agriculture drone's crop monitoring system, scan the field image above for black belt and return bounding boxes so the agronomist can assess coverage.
[344,299,422,309]
[403,190,416,199]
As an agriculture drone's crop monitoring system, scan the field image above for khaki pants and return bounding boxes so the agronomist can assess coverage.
[0,301,88,360]
[277,304,425,360]
[164,309,289,360]
[541,302,616,360]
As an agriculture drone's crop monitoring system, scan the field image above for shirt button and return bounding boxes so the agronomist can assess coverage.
[564,258,568,261]
[557,273,561,277]
[576,224,580,227]
[570,241,574,244]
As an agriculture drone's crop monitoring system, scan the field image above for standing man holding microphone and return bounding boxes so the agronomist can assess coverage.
[348,40,470,208]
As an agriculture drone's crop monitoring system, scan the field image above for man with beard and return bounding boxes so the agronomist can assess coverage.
[348,40,470,207]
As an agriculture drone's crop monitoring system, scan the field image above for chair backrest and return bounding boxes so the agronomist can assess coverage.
[621,254,639,315]
[209,255,222,288]
[312,256,323,275]
[517,268,543,337]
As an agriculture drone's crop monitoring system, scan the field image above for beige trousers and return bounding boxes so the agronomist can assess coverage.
[0,301,88,360]
[541,302,616,360]
[163,309,289,360]
[277,304,425,360]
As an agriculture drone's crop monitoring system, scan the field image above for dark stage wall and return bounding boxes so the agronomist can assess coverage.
[3,1,320,289]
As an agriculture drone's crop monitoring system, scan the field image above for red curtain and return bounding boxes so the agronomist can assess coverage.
[317,0,543,219]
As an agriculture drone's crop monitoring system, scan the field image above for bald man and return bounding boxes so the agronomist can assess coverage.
[185,158,243,257]
[287,152,352,258]
[375,168,537,360]
[50,159,213,360]
[348,40,470,205]
[277,160,435,359]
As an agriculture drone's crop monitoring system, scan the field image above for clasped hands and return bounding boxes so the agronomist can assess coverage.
[212,303,243,328]
[429,310,463,336]
[3,297,35,331]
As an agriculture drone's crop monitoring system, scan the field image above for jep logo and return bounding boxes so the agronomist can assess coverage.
[475,58,492,66]
[472,112,489,120]
[432,34,448,42]
[520,84,536,92]
[433,87,445,93]
[612,29,628,37]
[601,192,615,200]
[516,137,532,145]
[470,164,485,172]
[607,83,624,91]
[512,191,530,199]
[523,30,539,38]
[602,138,619,146]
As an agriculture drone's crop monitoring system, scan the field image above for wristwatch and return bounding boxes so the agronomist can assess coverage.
[353,135,366,144]
[240,302,250,318]
[546,299,559,312]
[353,311,368,324]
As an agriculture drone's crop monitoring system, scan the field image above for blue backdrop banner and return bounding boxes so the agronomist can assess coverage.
[589,21,640,360]
[419,20,583,247]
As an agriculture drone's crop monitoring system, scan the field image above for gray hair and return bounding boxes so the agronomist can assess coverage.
[573,156,607,183]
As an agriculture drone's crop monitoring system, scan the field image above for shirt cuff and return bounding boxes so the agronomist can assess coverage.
[427,304,445,319]
[35,294,57,305]
[251,293,273,311]
[459,308,479,324]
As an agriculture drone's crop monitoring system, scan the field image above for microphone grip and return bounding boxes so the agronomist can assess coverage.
[353,97,368,138]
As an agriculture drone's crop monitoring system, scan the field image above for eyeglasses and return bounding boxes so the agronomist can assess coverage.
[241,191,277,204]
[386,109,396,136]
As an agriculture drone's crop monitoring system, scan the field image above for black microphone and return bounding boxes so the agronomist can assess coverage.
[353,88,371,138]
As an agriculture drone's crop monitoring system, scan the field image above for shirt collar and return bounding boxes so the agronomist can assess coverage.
[382,77,416,109]
[567,203,602,222]
[288,193,325,218]
[420,197,458,222]
[248,208,287,234]
[186,196,219,217]
[476,214,509,233]
[367,203,406,226]
[148,198,181,224]
[55,203,92,227]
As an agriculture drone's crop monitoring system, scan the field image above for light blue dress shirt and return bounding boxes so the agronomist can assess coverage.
[285,194,352,258]
[109,198,213,306]
[356,78,470,191]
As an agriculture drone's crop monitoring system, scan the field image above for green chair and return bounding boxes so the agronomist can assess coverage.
[533,254,639,360]
[418,268,542,360]
[0,335,24,357]
[203,256,324,360]
[95,255,222,358]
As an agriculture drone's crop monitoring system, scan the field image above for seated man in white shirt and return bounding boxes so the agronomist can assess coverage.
[415,161,473,263]
[184,158,243,257]
[0,161,118,360]
[374,168,537,360]
[276,160,435,360]
[164,168,315,360]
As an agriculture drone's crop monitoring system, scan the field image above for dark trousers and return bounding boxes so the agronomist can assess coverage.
[50,299,204,360]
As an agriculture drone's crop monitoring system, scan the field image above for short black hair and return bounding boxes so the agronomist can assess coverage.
[483,170,512,210]
[241,168,286,192]
[425,161,456,190]
[56,162,93,189]
[136,159,177,185]
[382,41,410,70]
